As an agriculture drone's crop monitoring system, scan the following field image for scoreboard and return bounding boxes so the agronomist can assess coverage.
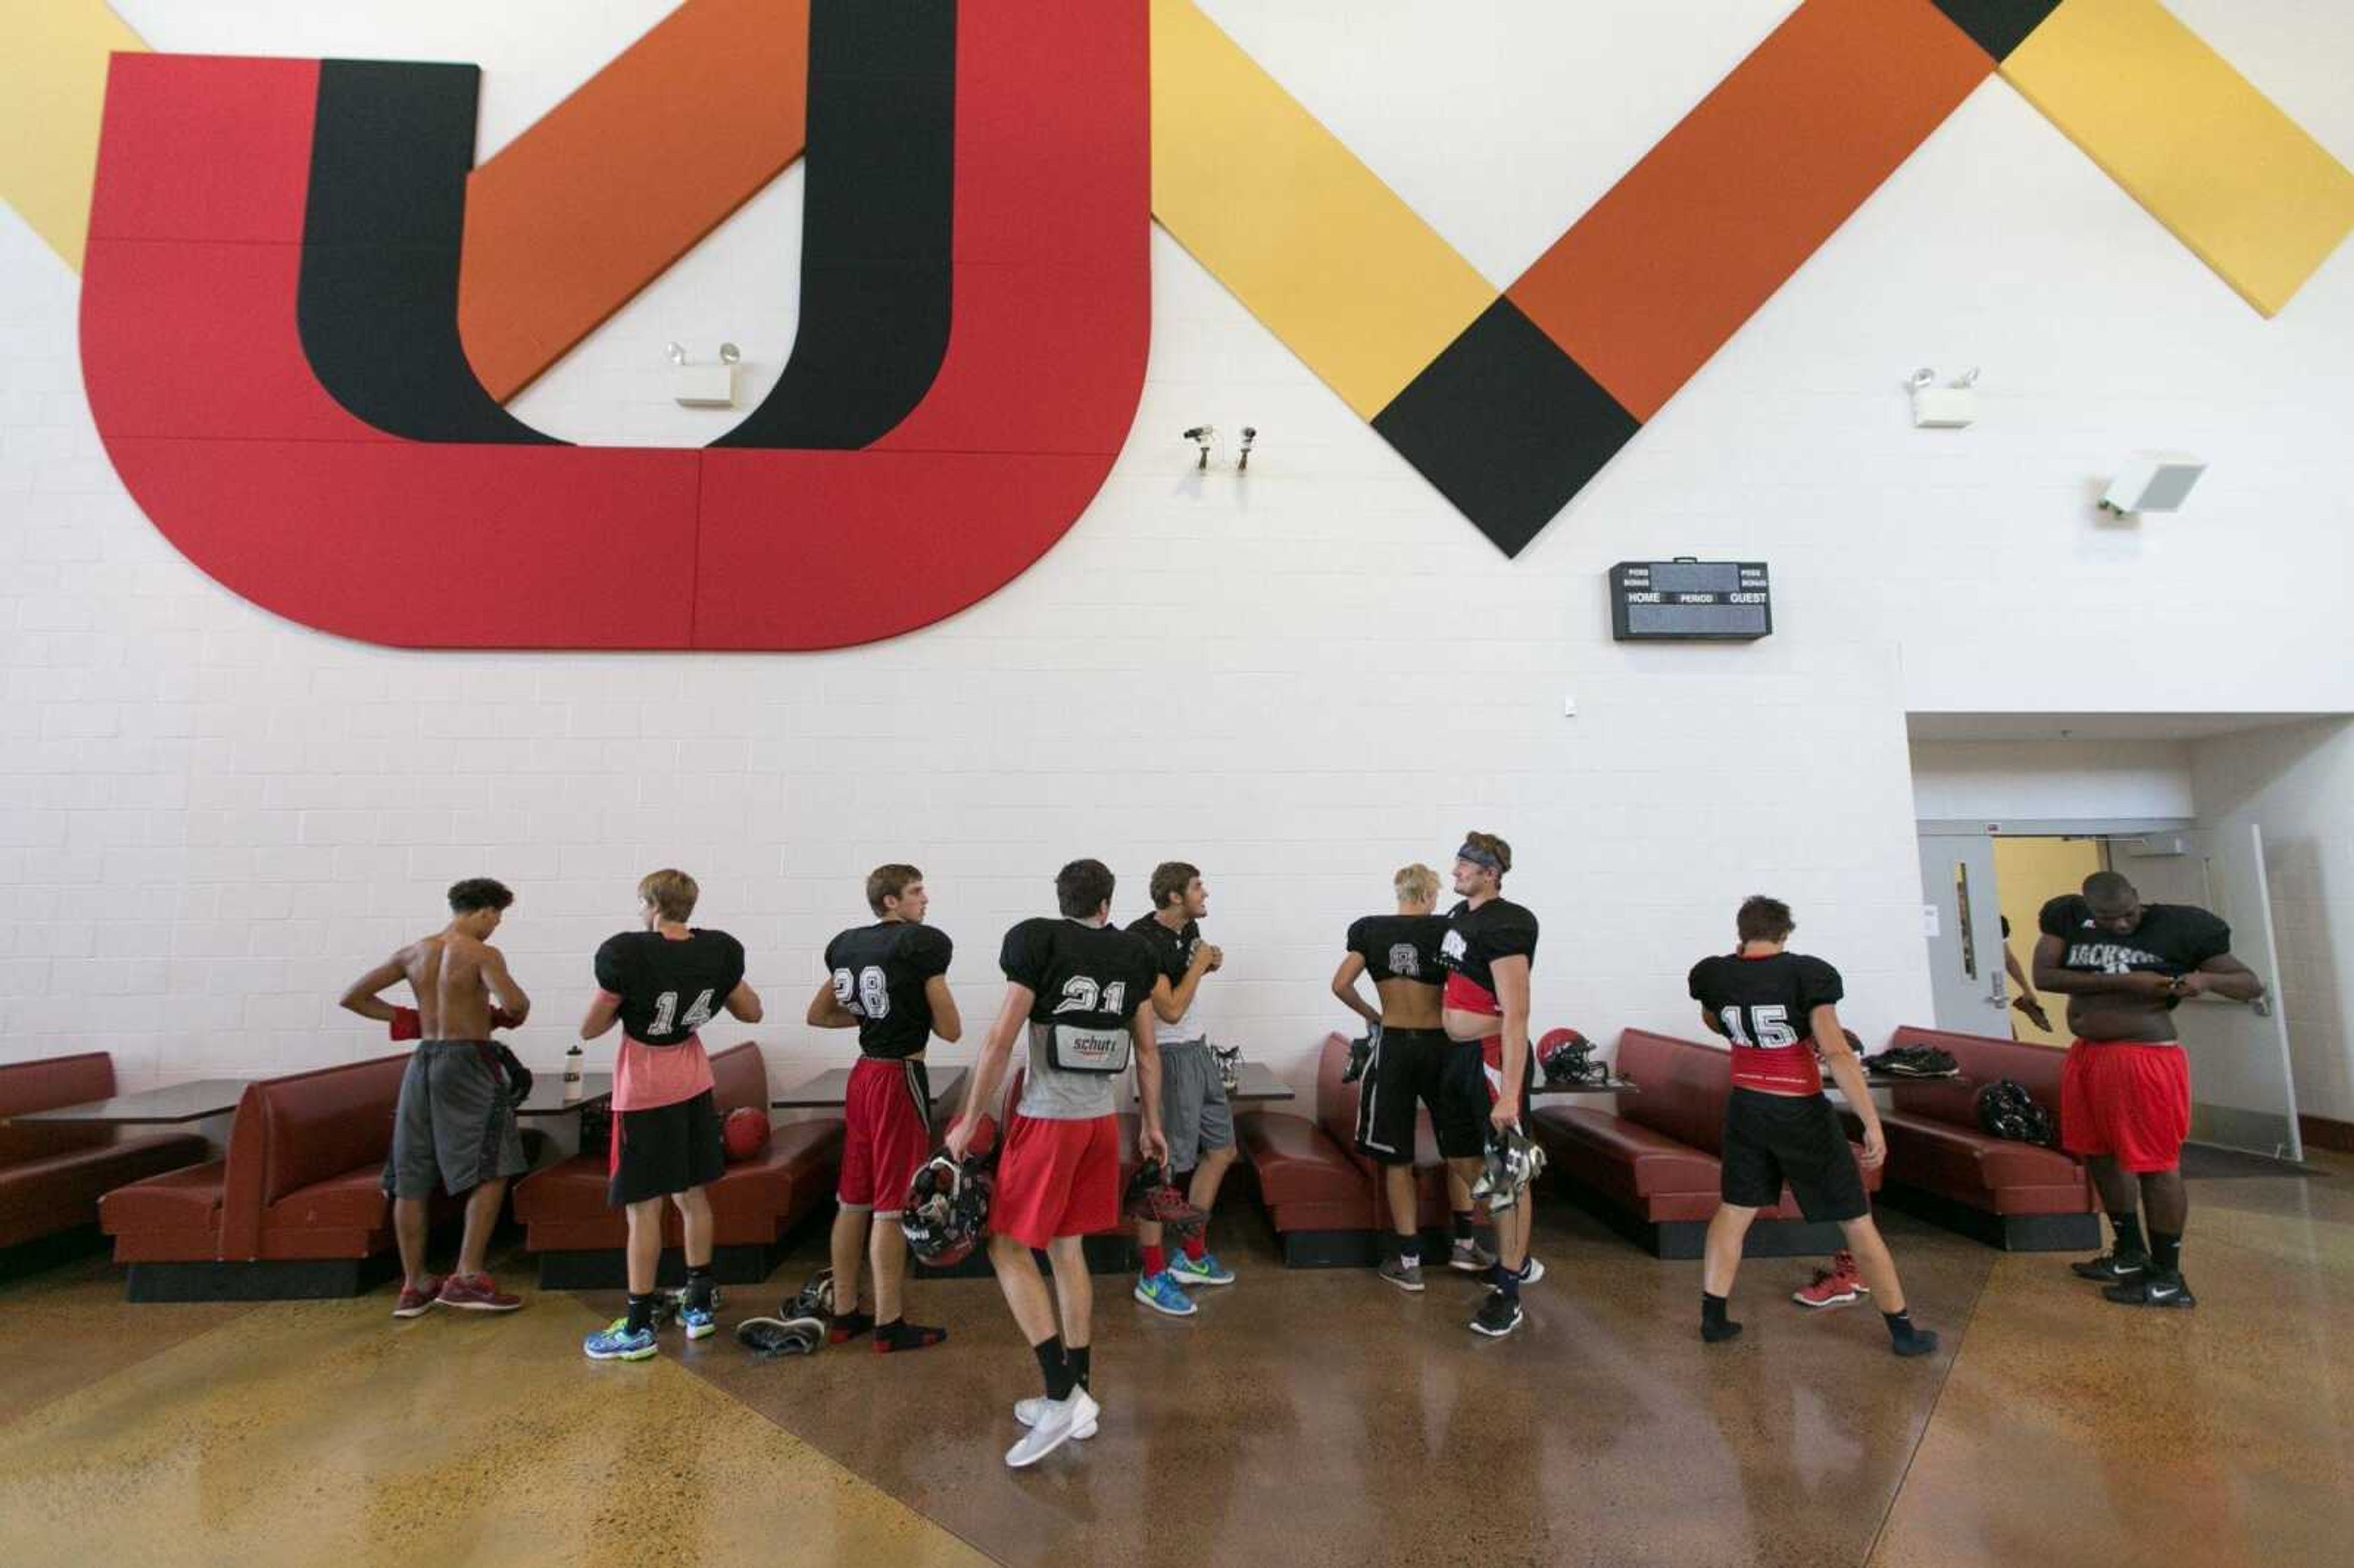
[1608,559,1772,642]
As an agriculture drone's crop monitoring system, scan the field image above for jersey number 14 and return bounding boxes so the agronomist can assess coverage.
[649,989,717,1035]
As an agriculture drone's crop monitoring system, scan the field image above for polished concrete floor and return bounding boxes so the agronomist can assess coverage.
[2,1160,2348,1567]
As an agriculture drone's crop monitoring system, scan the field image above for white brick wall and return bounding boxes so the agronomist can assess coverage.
[4,2,2353,1093]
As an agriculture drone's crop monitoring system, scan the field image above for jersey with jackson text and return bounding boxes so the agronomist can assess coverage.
[1688,951,1845,1095]
[1439,897,1540,1007]
[594,929,746,1048]
[2038,897,2230,991]
[1347,914,1451,984]
[824,920,953,1059]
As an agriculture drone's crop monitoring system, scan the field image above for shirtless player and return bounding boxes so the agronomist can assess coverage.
[340,878,532,1319]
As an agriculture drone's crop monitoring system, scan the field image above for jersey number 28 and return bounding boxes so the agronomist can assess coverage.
[831,966,890,1019]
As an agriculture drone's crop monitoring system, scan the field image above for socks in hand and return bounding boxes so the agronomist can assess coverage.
[1034,1334,1074,1401]
[1701,1291,1743,1344]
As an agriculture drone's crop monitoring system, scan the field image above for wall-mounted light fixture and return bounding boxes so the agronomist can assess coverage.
[2098,453,2207,516]
[1908,365,1978,428]
[669,341,742,408]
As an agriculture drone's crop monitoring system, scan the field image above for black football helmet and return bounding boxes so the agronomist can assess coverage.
[1537,1027,1607,1087]
[1342,1027,1376,1084]
[1211,1041,1243,1095]
[902,1153,992,1268]
[1469,1123,1547,1212]
[1123,1157,1208,1239]
[1976,1079,2055,1145]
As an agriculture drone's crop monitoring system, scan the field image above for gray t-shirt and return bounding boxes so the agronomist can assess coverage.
[1001,916,1159,1122]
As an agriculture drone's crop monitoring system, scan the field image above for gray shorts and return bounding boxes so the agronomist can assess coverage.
[1158,1039,1234,1171]
[381,1040,528,1200]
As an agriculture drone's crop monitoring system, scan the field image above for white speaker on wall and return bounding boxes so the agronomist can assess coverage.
[2098,454,2207,516]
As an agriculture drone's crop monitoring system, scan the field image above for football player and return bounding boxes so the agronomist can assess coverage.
[2035,871,2264,1308]
[1126,861,1233,1314]
[945,859,1166,1468]
[1438,832,1542,1337]
[807,863,961,1352]
[577,870,764,1361]
[1332,862,1469,1292]
[1689,896,1936,1357]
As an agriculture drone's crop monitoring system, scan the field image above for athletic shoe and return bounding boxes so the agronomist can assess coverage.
[680,1303,718,1340]
[437,1273,522,1312]
[1793,1251,1867,1309]
[1167,1251,1235,1287]
[1449,1237,1498,1273]
[1513,1256,1545,1287]
[391,1274,444,1319]
[1133,1271,1198,1317]
[1377,1256,1425,1293]
[1014,1395,1099,1439]
[582,1319,658,1361]
[2103,1269,2196,1309]
[2070,1250,2149,1284]
[1891,1326,1941,1358]
[1006,1388,1101,1467]
[1469,1288,1523,1338]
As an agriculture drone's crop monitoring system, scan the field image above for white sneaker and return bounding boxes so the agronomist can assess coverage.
[1006,1388,1100,1468]
[1515,1255,1545,1286]
[1013,1395,1099,1439]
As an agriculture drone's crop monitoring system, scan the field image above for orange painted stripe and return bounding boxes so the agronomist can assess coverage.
[457,0,810,402]
[1507,0,1991,421]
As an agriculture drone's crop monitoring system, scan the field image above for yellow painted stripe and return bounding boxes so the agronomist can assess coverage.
[2002,0,2354,318]
[0,0,147,270]
[1149,0,1496,417]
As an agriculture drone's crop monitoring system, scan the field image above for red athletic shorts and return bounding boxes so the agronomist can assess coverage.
[1478,1036,1531,1124]
[990,1112,1119,1250]
[838,1056,934,1217]
[2062,1040,2191,1174]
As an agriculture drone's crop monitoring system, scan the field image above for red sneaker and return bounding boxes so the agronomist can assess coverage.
[436,1273,524,1312]
[1792,1250,1868,1309]
[392,1274,446,1318]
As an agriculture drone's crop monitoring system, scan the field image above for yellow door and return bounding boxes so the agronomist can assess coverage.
[1992,837,2106,1048]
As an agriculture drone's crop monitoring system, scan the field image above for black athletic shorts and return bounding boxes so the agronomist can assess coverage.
[1434,1039,1491,1161]
[1720,1088,1868,1222]
[1354,1027,1450,1166]
[608,1089,726,1207]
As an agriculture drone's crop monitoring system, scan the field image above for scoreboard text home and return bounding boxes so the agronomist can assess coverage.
[1608,560,1772,642]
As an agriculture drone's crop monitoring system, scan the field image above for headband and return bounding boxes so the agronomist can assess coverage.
[1455,843,1504,875]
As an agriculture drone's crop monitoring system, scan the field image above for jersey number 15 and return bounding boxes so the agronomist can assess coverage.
[1720,1004,1798,1049]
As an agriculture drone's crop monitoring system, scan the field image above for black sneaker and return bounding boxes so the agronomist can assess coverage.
[2103,1269,2196,1309]
[1469,1289,1523,1338]
[2070,1250,2148,1284]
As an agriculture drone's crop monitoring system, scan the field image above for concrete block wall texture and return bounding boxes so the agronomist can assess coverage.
[4,2,2353,1095]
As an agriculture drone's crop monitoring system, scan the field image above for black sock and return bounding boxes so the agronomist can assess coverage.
[625,1291,657,1334]
[874,1317,947,1352]
[1488,1263,1520,1300]
[2109,1212,2146,1257]
[1066,1345,1091,1393]
[2149,1230,2182,1273]
[1034,1335,1074,1401]
[1701,1291,1742,1343]
[1883,1308,1937,1355]
[685,1265,715,1311]
[1396,1235,1420,1267]
[1452,1211,1475,1243]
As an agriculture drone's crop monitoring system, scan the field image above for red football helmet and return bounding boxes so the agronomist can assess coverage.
[722,1107,772,1162]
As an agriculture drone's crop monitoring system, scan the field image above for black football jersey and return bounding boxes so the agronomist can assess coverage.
[1688,952,1845,1047]
[823,920,953,1059]
[2038,897,2230,981]
[1125,913,1202,989]
[1439,897,1540,993]
[1347,914,1450,984]
[593,929,746,1047]
[1000,918,1159,1029]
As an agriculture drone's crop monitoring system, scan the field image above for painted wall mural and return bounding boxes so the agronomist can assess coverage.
[12,0,2353,649]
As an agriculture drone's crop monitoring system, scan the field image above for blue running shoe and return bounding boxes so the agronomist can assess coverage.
[1133,1271,1198,1317]
[1167,1250,1235,1287]
[584,1319,658,1361]
[681,1303,718,1340]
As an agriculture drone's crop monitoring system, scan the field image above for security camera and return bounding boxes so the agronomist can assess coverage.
[1183,425,1216,470]
[1237,426,1257,472]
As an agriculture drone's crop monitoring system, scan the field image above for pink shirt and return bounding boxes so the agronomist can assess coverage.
[604,991,717,1111]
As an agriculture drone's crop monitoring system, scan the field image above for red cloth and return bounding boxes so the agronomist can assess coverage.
[1728,1043,1823,1097]
[612,1030,715,1112]
[387,1007,421,1042]
[2062,1040,2190,1173]
[989,1113,1119,1250]
[837,1057,934,1217]
[1444,973,1501,1015]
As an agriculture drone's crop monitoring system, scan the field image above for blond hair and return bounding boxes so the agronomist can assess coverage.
[638,869,699,923]
[1394,863,1441,904]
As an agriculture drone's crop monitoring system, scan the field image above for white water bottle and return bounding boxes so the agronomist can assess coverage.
[563,1043,584,1100]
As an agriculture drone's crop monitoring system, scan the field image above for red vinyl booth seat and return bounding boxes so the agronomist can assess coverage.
[1,1052,210,1254]
[1531,1030,1882,1227]
[101,1054,432,1265]
[1873,1027,2096,1218]
[512,1042,842,1255]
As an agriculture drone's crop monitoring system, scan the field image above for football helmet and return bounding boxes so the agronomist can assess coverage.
[1469,1123,1547,1212]
[1123,1157,1208,1239]
[1341,1024,1378,1085]
[1537,1028,1607,1087]
[1976,1079,2055,1146]
[1210,1041,1243,1095]
[901,1153,992,1268]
